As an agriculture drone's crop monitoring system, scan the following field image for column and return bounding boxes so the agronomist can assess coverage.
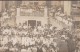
[17,8,20,16]
[64,1,71,16]
[44,6,48,17]
[2,1,6,11]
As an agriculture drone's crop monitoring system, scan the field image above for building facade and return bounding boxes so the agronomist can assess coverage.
[0,1,79,29]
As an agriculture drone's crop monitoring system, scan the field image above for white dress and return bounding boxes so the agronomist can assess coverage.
[21,49,27,52]
[21,37,27,46]
[32,47,37,52]
[12,37,18,45]
[2,36,8,45]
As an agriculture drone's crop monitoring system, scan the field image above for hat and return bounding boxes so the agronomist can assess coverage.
[61,35,66,39]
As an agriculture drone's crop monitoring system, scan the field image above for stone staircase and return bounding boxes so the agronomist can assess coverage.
[49,17,66,30]
[49,15,73,30]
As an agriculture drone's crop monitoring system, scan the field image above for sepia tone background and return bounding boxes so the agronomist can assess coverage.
[0,1,80,52]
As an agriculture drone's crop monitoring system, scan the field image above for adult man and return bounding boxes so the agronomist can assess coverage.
[37,46,43,52]
[57,35,68,52]
[67,36,76,52]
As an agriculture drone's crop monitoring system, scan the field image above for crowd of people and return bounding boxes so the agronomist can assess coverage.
[0,2,80,52]
[0,23,79,52]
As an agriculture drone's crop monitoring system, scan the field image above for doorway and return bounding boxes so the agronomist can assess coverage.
[28,20,36,28]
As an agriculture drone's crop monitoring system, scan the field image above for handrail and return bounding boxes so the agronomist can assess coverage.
[54,15,72,26]
[50,16,66,28]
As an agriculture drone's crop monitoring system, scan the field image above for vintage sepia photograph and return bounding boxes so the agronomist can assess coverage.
[0,1,80,52]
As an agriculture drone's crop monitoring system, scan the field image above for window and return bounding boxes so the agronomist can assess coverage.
[16,1,22,7]
[72,6,77,8]
[72,1,77,4]
[71,1,80,16]
[20,1,44,17]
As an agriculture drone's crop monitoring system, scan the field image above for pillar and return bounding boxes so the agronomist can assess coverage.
[64,1,71,16]
[44,6,48,17]
[17,8,20,16]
